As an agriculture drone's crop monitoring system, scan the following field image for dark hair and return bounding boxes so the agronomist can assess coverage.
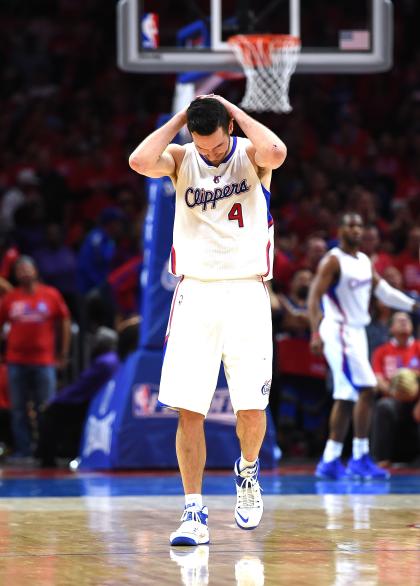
[186,98,231,136]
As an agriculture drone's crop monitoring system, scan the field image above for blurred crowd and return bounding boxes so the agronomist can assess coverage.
[0,0,419,466]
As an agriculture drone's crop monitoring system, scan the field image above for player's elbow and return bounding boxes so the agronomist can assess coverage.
[128,152,150,175]
[272,143,287,168]
[260,143,287,169]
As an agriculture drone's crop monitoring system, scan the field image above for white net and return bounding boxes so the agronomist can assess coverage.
[228,35,301,114]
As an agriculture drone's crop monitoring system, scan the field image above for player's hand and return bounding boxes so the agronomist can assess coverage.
[176,105,188,126]
[199,94,237,118]
[309,331,324,356]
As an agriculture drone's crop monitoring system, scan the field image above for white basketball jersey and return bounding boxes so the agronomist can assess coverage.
[322,247,373,326]
[169,136,274,281]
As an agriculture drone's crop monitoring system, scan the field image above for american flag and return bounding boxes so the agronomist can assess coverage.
[339,30,370,51]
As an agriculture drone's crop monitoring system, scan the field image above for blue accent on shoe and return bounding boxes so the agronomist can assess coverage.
[345,455,390,480]
[171,535,203,546]
[315,457,346,480]
[182,507,208,525]
[234,457,260,486]
[235,520,257,530]
[236,510,249,524]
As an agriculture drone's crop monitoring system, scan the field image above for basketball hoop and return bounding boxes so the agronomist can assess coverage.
[228,34,301,114]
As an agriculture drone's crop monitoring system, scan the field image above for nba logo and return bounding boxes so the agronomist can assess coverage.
[142,13,159,49]
[133,384,151,416]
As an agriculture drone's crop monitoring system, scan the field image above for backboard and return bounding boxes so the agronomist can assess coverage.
[117,0,393,74]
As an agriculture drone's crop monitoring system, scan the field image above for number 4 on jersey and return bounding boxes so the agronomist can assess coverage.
[228,203,244,227]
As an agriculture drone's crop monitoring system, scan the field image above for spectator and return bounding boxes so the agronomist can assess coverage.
[37,326,119,467]
[0,256,71,457]
[294,236,327,274]
[367,265,410,356]
[77,206,125,295]
[272,228,297,293]
[106,254,142,324]
[395,226,420,295]
[0,228,19,282]
[0,361,12,458]
[33,223,79,318]
[371,312,420,466]
[361,224,394,275]
[0,168,39,230]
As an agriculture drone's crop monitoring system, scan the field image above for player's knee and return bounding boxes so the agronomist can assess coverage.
[178,409,205,428]
[359,387,375,405]
[236,409,266,429]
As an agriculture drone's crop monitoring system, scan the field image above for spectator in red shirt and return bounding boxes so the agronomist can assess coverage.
[0,256,71,458]
[395,226,420,295]
[371,312,420,465]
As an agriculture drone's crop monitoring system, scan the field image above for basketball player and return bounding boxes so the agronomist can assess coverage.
[129,96,286,545]
[308,212,420,480]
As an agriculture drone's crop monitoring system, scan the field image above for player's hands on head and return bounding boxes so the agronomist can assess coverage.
[197,94,236,118]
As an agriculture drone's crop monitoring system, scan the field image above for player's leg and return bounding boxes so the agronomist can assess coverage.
[159,278,223,545]
[236,409,266,463]
[342,327,389,479]
[170,408,209,546]
[353,386,375,439]
[316,399,353,479]
[224,279,272,529]
[315,320,356,479]
[176,409,206,494]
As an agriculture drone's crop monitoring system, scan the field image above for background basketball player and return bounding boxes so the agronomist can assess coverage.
[308,212,419,480]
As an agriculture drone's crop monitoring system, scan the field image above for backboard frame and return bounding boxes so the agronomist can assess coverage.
[117,0,393,74]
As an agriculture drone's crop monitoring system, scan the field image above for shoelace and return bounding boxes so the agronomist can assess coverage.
[180,509,206,524]
[237,475,263,509]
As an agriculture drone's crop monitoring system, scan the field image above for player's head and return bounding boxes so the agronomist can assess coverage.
[338,212,364,249]
[187,98,233,166]
[390,311,413,338]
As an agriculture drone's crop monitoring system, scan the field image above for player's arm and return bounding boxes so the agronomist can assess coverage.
[128,109,187,179]
[307,254,339,355]
[209,95,287,170]
[372,271,420,313]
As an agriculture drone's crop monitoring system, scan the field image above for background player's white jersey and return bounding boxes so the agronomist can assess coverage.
[169,136,274,281]
[322,247,373,326]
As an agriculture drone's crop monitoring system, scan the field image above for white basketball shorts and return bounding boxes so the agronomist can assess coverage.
[319,318,377,402]
[158,277,273,416]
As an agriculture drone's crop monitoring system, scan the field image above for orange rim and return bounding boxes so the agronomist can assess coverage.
[228,34,301,67]
[228,34,301,49]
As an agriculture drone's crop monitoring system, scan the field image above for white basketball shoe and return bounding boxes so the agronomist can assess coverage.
[170,505,210,546]
[234,458,263,530]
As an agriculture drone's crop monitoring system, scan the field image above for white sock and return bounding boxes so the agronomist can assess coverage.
[353,438,369,460]
[323,440,343,463]
[361,438,369,455]
[239,453,257,472]
[185,494,203,509]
